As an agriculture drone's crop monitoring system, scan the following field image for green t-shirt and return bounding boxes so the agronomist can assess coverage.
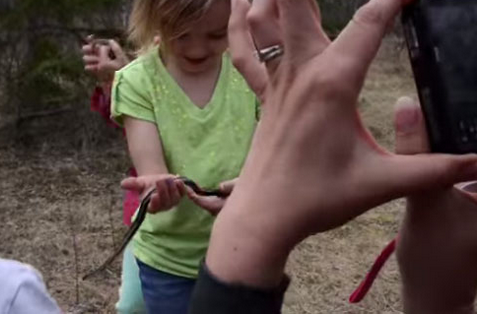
[111,48,257,278]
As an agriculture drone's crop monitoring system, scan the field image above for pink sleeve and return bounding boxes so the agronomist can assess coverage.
[90,86,117,128]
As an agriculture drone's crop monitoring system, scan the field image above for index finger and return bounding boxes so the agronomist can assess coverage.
[332,0,411,75]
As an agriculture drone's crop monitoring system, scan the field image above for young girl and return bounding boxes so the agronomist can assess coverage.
[111,0,258,312]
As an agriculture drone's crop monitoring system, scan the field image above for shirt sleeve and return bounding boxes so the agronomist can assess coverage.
[189,262,289,314]
[0,260,61,314]
[111,63,156,127]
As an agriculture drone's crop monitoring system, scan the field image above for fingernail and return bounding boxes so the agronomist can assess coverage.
[395,97,419,133]
[459,181,477,193]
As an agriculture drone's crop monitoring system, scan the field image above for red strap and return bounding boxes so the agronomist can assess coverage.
[349,237,397,303]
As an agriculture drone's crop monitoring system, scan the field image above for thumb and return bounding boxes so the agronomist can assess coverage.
[219,178,237,195]
[98,45,121,75]
[153,35,161,46]
[121,177,145,192]
[380,96,477,199]
[108,40,129,63]
[98,44,111,60]
[85,34,94,44]
[394,96,429,155]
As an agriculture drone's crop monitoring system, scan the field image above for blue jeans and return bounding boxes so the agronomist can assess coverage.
[136,259,196,314]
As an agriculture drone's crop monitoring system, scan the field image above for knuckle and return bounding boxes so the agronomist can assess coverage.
[246,4,268,32]
[315,56,357,87]
[312,70,341,92]
[246,10,259,30]
[231,55,248,72]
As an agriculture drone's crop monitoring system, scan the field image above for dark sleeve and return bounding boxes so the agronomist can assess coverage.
[189,263,289,314]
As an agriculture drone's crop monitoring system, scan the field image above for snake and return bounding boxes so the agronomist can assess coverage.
[83,176,227,280]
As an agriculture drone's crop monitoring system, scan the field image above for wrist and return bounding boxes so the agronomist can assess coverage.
[206,199,293,289]
[190,261,289,314]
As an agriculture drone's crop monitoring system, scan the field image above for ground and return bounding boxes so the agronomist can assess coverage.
[0,38,417,313]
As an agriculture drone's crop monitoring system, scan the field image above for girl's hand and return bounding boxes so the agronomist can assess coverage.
[186,179,238,215]
[121,175,186,213]
[82,35,130,83]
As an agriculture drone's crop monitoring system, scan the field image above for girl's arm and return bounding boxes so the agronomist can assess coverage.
[122,117,186,213]
[124,117,167,175]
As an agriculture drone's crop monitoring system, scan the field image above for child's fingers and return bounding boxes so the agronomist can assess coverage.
[167,179,183,206]
[183,184,224,215]
[153,35,161,45]
[184,186,205,206]
[148,192,162,213]
[219,179,237,195]
[156,179,171,210]
[98,45,112,62]
[176,180,186,196]
[121,177,145,192]
[83,55,99,65]
[82,44,95,54]
[108,40,129,64]
[185,186,200,203]
[84,64,98,73]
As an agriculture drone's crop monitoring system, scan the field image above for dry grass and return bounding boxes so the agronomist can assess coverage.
[0,38,418,313]
[0,145,129,313]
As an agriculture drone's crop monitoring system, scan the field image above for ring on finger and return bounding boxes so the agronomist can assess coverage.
[255,44,284,63]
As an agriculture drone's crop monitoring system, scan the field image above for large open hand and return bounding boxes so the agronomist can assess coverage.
[206,0,477,288]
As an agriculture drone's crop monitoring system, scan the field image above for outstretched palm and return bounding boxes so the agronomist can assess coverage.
[224,0,477,245]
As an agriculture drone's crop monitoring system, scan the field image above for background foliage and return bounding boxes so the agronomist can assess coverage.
[0,0,129,148]
[0,0,368,149]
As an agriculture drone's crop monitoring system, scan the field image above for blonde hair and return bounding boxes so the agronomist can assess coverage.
[129,0,217,54]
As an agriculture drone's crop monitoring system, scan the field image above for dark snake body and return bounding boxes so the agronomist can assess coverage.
[83,177,226,280]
